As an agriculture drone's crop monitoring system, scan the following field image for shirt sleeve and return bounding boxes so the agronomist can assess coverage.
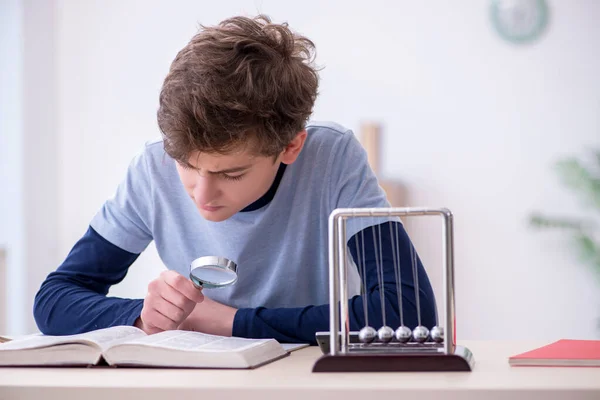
[89,146,154,254]
[33,226,144,335]
[326,129,398,238]
[232,221,438,344]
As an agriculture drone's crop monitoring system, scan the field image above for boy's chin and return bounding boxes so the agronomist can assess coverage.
[197,207,236,222]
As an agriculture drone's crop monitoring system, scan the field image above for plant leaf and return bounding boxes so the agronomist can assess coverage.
[529,213,585,231]
[572,232,600,277]
[555,158,600,211]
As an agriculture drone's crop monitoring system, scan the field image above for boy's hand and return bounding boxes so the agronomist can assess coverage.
[178,296,237,337]
[135,270,204,334]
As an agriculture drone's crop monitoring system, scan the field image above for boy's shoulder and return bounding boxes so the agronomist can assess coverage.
[122,138,173,180]
[304,120,358,151]
[142,137,166,153]
[306,120,352,139]
[133,137,169,165]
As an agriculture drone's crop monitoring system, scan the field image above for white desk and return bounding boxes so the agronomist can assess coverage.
[1,341,599,400]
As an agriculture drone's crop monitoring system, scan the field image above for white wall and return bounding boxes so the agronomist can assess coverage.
[9,0,600,339]
[21,0,61,337]
[0,0,60,335]
[0,0,25,335]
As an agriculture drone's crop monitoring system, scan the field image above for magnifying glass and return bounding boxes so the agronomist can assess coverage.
[189,256,238,289]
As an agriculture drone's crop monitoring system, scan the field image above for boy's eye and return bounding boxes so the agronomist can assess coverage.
[179,163,195,170]
[222,173,245,181]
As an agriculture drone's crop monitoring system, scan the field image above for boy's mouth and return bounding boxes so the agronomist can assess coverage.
[200,204,223,212]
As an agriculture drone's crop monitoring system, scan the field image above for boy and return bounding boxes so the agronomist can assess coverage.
[34,15,436,343]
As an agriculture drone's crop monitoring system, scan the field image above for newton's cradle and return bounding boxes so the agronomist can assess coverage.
[313,207,475,372]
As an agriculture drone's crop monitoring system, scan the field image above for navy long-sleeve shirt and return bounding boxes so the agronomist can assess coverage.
[33,221,437,344]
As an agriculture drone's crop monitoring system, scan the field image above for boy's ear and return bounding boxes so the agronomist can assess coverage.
[280,130,307,164]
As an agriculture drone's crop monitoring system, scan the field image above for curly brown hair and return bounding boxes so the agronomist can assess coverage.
[157,14,319,163]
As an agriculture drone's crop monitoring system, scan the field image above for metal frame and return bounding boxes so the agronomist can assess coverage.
[328,207,456,356]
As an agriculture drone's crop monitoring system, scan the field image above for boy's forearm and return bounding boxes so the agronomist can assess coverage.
[33,226,144,335]
[34,278,144,335]
[233,305,326,343]
[231,287,437,344]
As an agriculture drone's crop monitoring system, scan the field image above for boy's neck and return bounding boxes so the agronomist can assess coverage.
[240,162,287,213]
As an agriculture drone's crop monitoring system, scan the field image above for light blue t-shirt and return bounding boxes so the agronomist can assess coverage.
[90,121,392,309]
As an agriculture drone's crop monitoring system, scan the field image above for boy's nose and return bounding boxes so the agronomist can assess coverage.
[192,177,220,206]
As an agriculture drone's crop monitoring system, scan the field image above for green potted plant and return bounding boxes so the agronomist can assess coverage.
[529,151,600,326]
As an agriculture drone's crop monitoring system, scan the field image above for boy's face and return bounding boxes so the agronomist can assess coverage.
[176,131,307,222]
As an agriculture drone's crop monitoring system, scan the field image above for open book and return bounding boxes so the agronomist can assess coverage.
[0,326,299,369]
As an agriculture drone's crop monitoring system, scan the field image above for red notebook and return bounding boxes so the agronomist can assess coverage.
[509,339,600,367]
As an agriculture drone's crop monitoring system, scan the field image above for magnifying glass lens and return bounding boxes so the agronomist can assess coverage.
[189,256,238,289]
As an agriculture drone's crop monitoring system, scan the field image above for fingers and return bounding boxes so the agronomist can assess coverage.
[138,270,205,334]
[140,302,178,332]
[158,283,196,316]
[153,294,186,325]
[150,274,201,312]
[161,270,205,304]
[141,291,187,332]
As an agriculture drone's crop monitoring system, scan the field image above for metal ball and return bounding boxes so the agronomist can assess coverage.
[377,326,395,343]
[430,326,444,343]
[412,325,429,343]
[394,325,412,343]
[358,326,377,343]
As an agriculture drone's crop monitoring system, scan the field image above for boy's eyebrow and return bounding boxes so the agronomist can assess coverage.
[208,164,253,174]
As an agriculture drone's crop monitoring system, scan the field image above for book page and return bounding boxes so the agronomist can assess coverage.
[0,326,145,352]
[122,330,274,352]
[282,343,310,352]
[0,332,43,343]
[0,335,13,343]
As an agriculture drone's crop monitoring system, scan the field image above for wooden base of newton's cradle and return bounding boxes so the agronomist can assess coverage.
[312,345,475,372]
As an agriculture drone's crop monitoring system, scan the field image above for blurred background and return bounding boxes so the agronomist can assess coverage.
[0,0,599,340]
